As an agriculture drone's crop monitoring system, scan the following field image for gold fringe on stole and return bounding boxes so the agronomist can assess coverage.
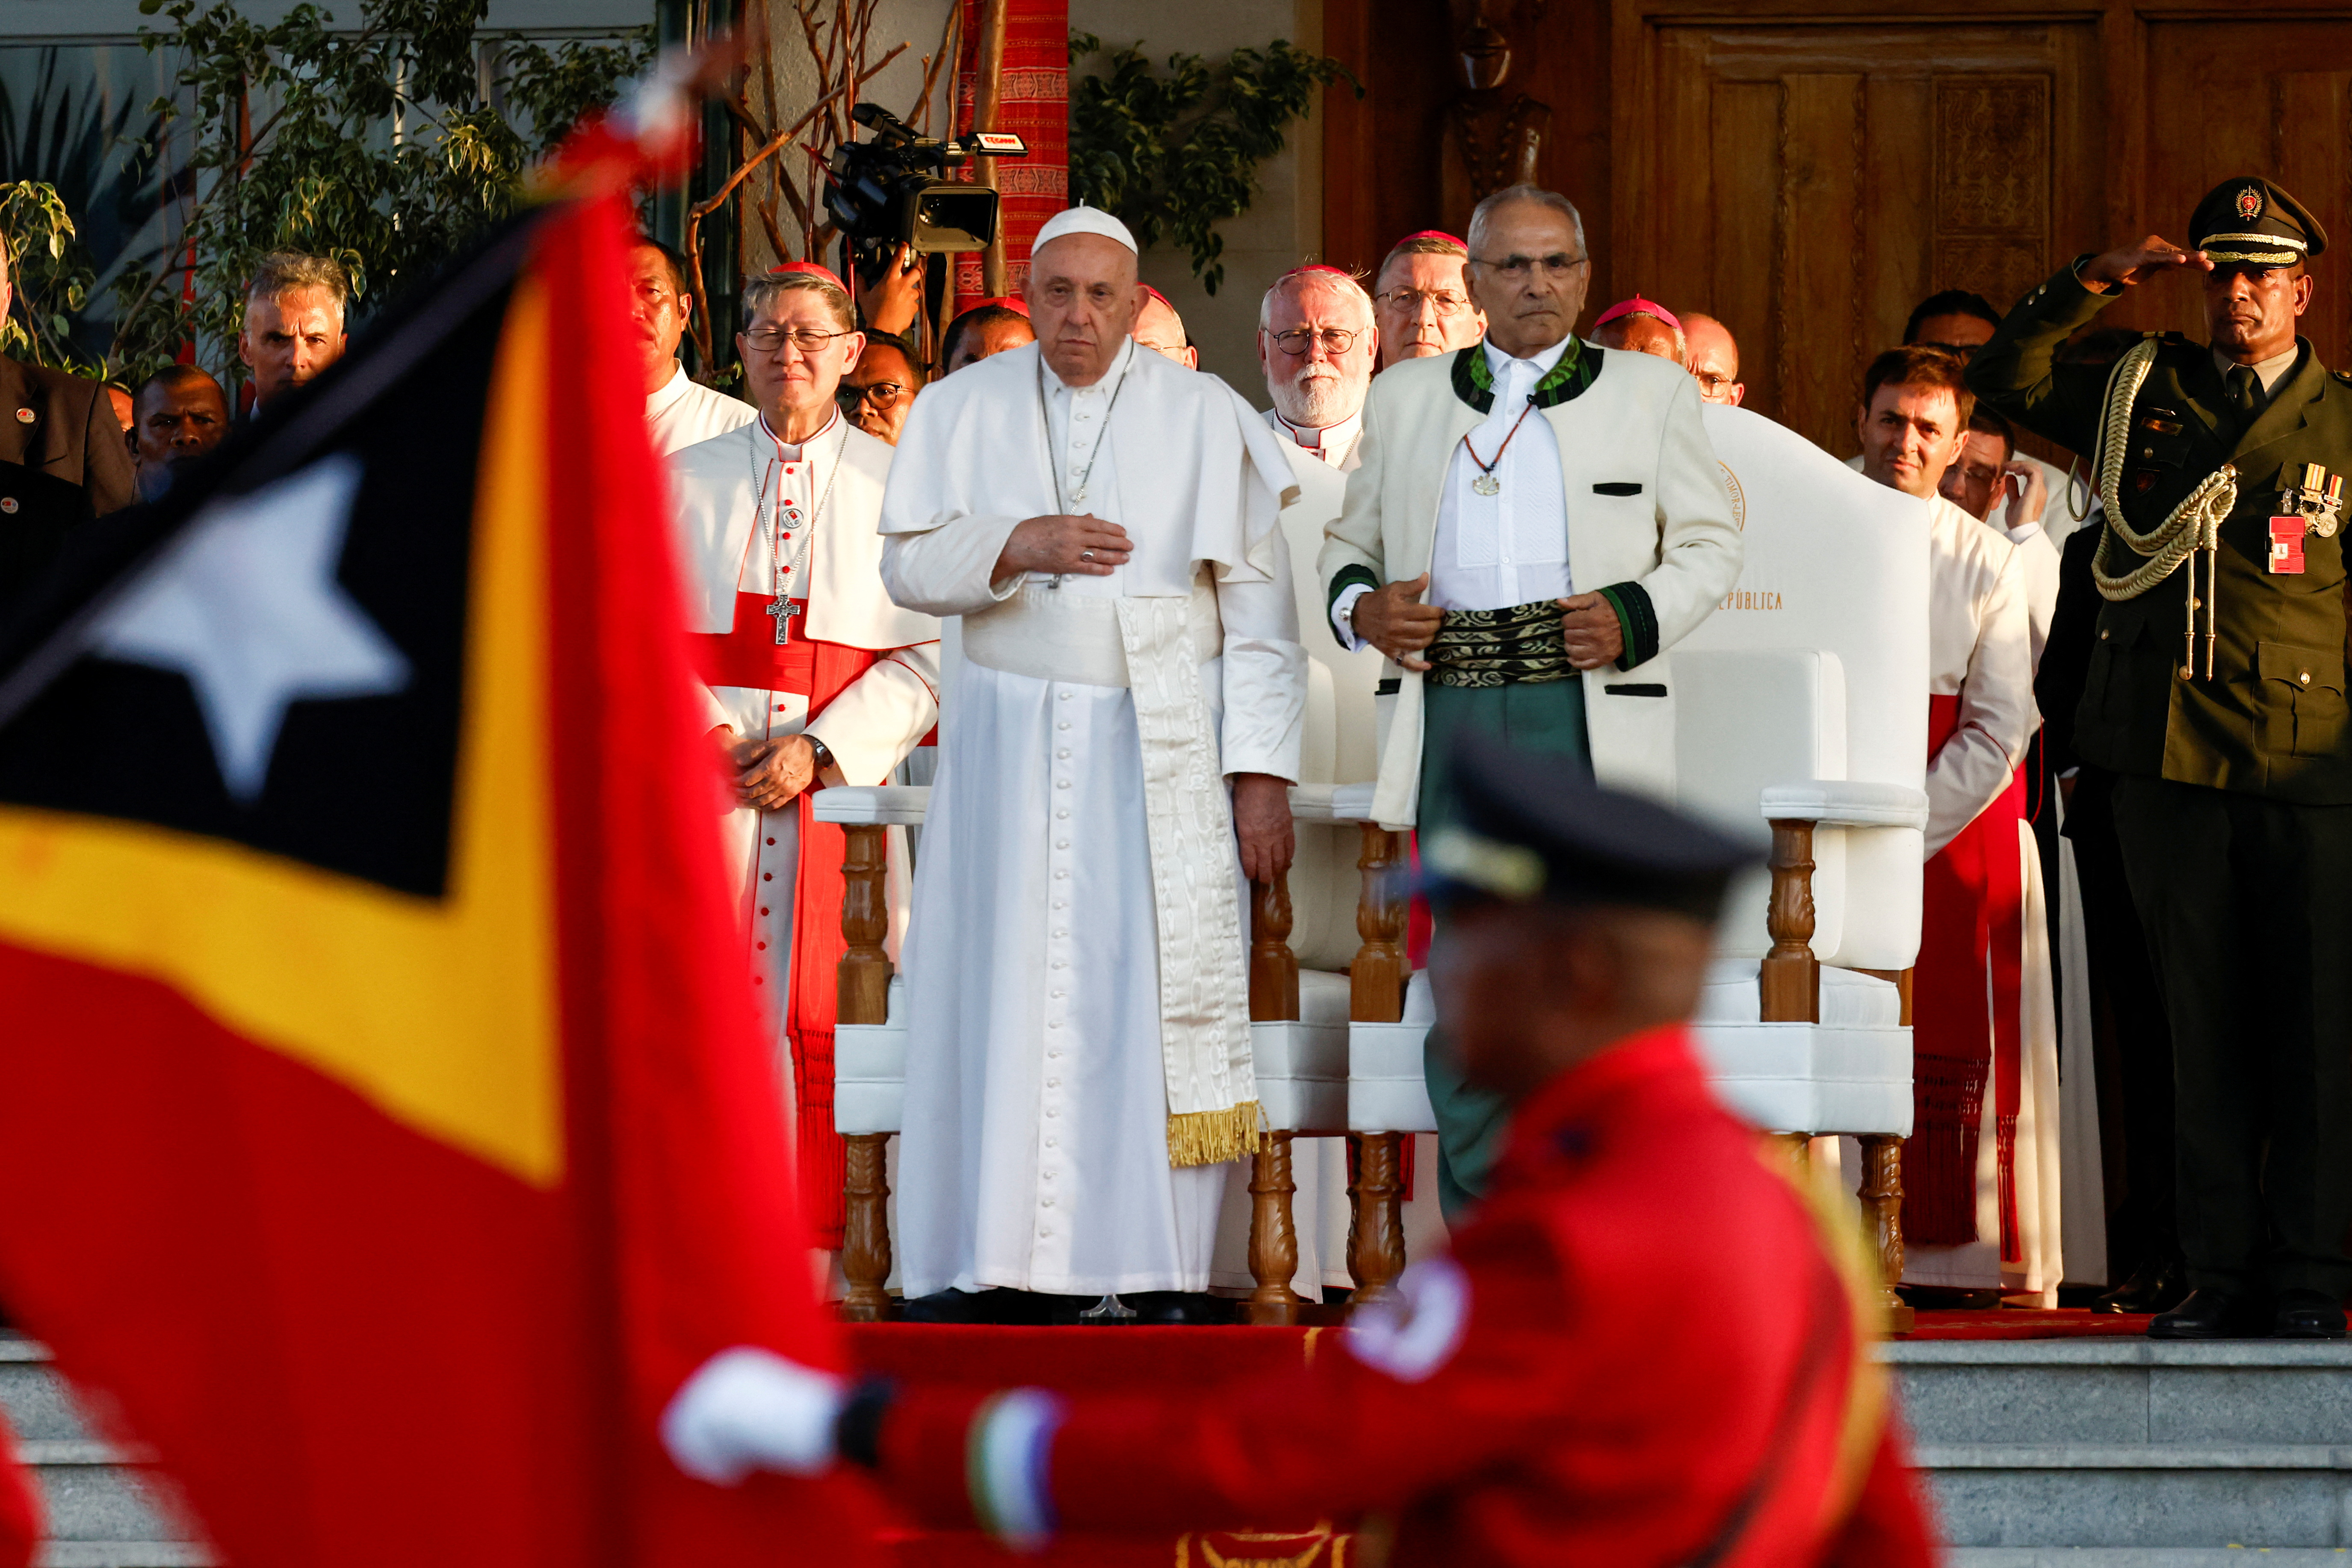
[1166,1100,1266,1167]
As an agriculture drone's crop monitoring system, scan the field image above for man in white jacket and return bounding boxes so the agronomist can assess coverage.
[1320,183,1743,1214]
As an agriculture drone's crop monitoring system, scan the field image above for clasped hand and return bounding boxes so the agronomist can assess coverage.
[712,727,818,812]
[1350,573,1622,671]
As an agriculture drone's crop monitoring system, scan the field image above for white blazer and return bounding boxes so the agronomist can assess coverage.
[1319,343,1743,826]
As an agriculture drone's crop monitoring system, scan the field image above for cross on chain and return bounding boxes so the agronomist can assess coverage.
[766,596,802,645]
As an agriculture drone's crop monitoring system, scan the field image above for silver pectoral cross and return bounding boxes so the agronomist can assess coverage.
[766,595,802,645]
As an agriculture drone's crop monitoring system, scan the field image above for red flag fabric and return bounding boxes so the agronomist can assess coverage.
[0,173,872,1566]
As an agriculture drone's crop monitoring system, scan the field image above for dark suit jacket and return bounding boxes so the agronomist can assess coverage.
[0,355,136,610]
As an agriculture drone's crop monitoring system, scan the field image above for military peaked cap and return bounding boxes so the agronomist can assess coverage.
[2190,176,2328,267]
[1418,732,1754,921]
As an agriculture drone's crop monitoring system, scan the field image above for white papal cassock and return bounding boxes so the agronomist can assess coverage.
[880,337,1306,1297]
[668,413,940,1246]
[1903,494,2064,1302]
[648,362,756,457]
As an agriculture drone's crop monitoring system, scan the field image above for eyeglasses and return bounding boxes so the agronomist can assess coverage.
[1467,252,1589,281]
[1692,371,1737,394]
[838,380,912,410]
[1268,326,1365,356]
[742,325,856,354]
[1374,286,1474,317]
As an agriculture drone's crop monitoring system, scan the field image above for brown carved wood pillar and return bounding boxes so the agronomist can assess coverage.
[1246,1133,1303,1326]
[1855,963,1915,1334]
[1759,817,1819,1024]
[838,821,895,1324]
[1348,823,1410,1308]
[1244,873,1304,1326]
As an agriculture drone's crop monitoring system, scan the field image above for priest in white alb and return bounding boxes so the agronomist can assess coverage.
[880,207,1308,1319]
[668,263,940,1255]
[631,235,754,456]
[1854,345,2061,1303]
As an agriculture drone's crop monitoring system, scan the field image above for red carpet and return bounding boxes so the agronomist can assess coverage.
[1897,1308,2154,1340]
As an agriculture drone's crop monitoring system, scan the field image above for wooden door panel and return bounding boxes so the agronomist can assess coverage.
[1620,21,2099,456]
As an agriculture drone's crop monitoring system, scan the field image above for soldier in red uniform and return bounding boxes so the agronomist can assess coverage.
[658,734,1941,1567]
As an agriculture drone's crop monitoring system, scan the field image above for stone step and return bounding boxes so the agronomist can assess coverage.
[1887,1340,2352,1550]
[1951,1554,2352,1566]
[1,1341,202,1554]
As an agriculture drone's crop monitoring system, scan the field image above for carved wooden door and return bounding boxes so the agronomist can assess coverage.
[1613,19,2104,458]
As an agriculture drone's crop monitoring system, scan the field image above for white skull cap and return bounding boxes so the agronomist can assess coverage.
[1033,204,1139,255]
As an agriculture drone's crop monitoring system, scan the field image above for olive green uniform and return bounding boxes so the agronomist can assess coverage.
[1969,262,2352,1300]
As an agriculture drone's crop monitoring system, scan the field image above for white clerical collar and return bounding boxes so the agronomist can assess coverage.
[1044,334,1136,399]
[2214,341,2302,396]
[1275,408,1362,463]
[1481,334,1572,386]
[647,361,689,416]
[757,407,842,460]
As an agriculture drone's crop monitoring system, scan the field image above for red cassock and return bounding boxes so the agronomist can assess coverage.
[868,1027,1940,1566]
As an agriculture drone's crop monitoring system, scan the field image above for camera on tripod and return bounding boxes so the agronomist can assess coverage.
[826,103,1028,275]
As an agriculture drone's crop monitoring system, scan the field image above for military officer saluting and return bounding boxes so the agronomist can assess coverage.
[1969,177,2352,1340]
[655,736,1938,1566]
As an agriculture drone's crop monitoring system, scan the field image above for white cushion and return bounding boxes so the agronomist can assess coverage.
[835,975,910,1136]
[810,785,931,826]
[1692,1021,1913,1137]
[1695,960,1902,1028]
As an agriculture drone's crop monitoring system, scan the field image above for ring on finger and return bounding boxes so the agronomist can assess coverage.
[1081,550,1095,561]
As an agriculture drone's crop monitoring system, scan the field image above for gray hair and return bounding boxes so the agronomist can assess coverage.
[741,270,854,333]
[1258,266,1374,332]
[244,250,351,322]
[1465,184,1587,264]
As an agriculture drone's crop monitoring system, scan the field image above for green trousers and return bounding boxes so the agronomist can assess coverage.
[1418,677,1593,1221]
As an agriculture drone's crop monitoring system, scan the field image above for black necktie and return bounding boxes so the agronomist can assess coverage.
[2228,365,2261,421]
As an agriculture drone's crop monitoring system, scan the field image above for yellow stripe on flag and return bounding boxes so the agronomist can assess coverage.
[0,275,565,1186]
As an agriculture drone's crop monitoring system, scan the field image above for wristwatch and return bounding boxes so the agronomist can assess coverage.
[807,735,837,775]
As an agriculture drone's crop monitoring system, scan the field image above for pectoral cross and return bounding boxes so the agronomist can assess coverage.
[765,595,801,645]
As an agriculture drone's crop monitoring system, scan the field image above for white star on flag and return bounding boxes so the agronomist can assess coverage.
[92,453,411,803]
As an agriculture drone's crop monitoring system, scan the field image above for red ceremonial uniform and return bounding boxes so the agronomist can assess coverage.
[871,1026,1939,1566]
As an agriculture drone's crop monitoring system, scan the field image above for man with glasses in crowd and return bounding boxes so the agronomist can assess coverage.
[1371,231,1486,368]
[1682,313,1745,406]
[1321,182,1742,1214]
[665,262,943,1269]
[839,330,925,446]
[1132,284,1197,369]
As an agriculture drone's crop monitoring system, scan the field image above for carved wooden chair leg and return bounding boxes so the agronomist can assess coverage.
[1245,1133,1303,1326]
[836,821,896,1322]
[1759,817,1820,1024]
[1346,826,1413,1313]
[1348,1131,1406,1306]
[840,1133,895,1323]
[1857,1134,1912,1333]
[1244,873,1304,1325]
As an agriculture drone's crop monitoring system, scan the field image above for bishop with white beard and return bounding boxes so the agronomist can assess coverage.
[880,208,1308,1311]
[668,264,941,1254]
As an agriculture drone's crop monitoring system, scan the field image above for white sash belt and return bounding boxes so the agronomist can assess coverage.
[960,578,1262,1166]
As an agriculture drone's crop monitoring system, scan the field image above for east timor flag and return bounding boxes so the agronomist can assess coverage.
[0,186,873,1565]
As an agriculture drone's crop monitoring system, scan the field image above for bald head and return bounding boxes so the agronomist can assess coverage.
[1259,269,1376,430]
[1133,289,1195,370]
[1591,310,1685,366]
[1027,232,1143,387]
[1683,313,1743,406]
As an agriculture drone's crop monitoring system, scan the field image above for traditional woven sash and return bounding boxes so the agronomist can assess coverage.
[1425,599,1575,688]
[962,580,1263,1166]
[1908,693,2026,1259]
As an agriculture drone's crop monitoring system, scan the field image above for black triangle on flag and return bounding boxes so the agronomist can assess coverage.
[0,213,553,898]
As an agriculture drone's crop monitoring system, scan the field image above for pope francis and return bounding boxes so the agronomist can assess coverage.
[879,206,1309,1314]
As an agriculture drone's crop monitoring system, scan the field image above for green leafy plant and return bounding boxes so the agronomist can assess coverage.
[105,0,650,389]
[0,181,103,376]
[1068,32,1356,296]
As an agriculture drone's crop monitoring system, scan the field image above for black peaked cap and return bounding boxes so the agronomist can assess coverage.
[2190,176,2328,266]
[1419,731,1755,921]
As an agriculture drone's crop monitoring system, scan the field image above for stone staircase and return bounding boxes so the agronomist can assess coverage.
[0,1337,208,1568]
[1891,1337,2352,1565]
[15,1327,2352,1562]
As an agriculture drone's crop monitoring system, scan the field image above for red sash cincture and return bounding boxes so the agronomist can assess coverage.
[1909,693,2027,1263]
